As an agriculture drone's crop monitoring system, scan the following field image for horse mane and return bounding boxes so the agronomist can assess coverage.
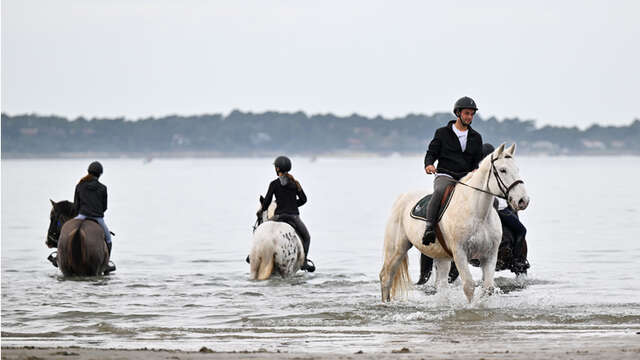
[56,200,78,218]
[459,153,494,183]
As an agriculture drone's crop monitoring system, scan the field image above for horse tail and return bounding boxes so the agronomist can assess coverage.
[69,223,84,266]
[382,194,412,300]
[390,253,410,300]
[256,253,275,280]
[250,231,276,280]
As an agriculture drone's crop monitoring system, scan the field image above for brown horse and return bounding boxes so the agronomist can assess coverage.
[47,200,110,276]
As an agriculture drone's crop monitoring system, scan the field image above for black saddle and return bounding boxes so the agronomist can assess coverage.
[410,184,456,222]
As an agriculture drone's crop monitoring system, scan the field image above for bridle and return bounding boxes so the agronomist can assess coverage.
[439,155,524,201]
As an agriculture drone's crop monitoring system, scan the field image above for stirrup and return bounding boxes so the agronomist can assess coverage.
[47,251,58,268]
[104,261,117,275]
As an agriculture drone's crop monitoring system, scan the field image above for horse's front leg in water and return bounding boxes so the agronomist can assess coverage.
[452,247,475,302]
[480,249,498,296]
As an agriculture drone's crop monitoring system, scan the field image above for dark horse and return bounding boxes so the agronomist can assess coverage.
[417,217,529,285]
[46,200,111,276]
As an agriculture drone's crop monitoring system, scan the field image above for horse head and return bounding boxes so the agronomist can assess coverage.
[485,144,530,211]
[47,199,77,248]
[256,195,277,226]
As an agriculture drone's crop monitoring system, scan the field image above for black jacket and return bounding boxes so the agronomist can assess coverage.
[262,177,307,215]
[424,120,483,180]
[74,176,108,217]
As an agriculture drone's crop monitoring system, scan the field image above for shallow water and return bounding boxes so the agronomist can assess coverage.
[2,156,640,352]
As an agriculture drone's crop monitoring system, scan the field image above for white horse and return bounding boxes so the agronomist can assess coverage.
[379,144,530,302]
[249,196,305,280]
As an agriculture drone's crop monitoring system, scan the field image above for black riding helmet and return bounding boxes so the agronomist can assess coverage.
[274,156,292,172]
[482,143,495,158]
[88,161,103,177]
[453,96,478,117]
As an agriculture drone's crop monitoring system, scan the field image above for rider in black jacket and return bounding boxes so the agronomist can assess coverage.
[422,96,484,245]
[259,156,315,272]
[73,161,112,255]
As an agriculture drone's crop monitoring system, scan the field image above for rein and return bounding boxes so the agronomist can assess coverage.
[437,155,524,201]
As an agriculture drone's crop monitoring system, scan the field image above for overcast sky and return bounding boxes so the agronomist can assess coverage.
[2,1,639,128]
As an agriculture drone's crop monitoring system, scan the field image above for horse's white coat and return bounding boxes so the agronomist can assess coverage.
[249,202,305,280]
[380,144,530,302]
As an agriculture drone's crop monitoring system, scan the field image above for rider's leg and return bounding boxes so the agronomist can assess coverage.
[92,217,112,244]
[423,176,452,245]
[417,253,433,285]
[290,215,314,272]
[498,209,527,258]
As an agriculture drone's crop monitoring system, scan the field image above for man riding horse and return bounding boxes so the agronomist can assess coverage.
[423,96,484,245]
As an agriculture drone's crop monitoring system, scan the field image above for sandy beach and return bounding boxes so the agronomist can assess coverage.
[3,335,640,360]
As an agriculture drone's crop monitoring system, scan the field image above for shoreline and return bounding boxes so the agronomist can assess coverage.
[4,337,640,360]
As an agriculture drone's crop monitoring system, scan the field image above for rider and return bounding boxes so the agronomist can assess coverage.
[73,161,113,257]
[422,96,484,245]
[417,143,529,284]
[258,156,315,272]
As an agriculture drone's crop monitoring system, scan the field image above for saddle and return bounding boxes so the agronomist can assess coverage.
[410,183,456,222]
[410,183,456,257]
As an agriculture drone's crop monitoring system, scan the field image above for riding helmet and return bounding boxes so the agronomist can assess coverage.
[482,143,495,157]
[88,161,103,176]
[274,156,292,172]
[453,96,478,116]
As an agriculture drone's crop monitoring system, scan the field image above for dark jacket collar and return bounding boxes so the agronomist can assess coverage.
[447,119,479,137]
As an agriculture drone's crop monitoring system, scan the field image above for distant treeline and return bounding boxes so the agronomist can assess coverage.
[2,111,639,157]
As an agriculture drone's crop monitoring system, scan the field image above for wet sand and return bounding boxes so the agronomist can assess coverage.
[3,335,640,360]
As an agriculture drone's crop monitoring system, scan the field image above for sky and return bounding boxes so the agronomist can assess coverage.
[2,1,639,129]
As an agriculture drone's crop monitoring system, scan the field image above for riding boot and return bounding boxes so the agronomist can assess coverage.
[104,242,116,275]
[47,252,58,268]
[422,221,436,245]
[448,261,459,283]
[301,258,316,272]
[416,254,433,285]
[245,255,250,264]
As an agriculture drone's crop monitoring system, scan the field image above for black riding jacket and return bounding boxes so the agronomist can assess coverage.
[424,120,484,180]
[74,176,108,217]
[262,177,307,215]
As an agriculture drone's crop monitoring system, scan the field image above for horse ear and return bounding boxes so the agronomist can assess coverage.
[495,143,506,157]
[259,195,265,203]
[506,143,516,156]
[50,199,56,207]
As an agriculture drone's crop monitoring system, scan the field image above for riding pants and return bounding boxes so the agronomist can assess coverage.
[273,214,310,258]
[75,214,112,244]
[497,208,526,240]
[425,175,454,224]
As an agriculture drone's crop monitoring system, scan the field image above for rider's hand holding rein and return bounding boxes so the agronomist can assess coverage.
[425,165,436,174]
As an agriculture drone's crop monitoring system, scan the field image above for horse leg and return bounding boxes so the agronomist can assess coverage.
[480,248,499,296]
[433,258,452,289]
[379,239,412,302]
[452,247,475,302]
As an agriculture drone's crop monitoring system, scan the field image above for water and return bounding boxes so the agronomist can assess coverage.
[2,156,640,352]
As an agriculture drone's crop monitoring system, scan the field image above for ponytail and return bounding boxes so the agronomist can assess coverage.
[286,173,302,192]
[78,173,96,184]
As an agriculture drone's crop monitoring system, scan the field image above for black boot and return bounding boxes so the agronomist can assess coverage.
[245,255,250,264]
[416,254,432,285]
[104,242,116,274]
[47,251,58,268]
[422,221,436,245]
[301,258,315,272]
